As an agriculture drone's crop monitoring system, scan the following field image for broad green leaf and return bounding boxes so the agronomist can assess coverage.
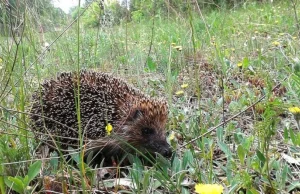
[294,63,300,74]
[281,164,288,188]
[233,133,243,144]
[289,128,296,145]
[85,151,94,166]
[146,57,156,71]
[218,142,232,158]
[0,176,6,194]
[172,155,181,174]
[69,147,79,163]
[142,171,151,193]
[216,127,223,142]
[131,164,141,186]
[237,145,245,165]
[156,154,170,173]
[152,179,162,190]
[181,187,190,194]
[5,177,25,194]
[182,150,193,169]
[248,188,260,194]
[28,160,42,182]
[256,149,266,166]
[242,57,249,68]
[50,152,59,170]
[224,58,231,67]
[288,181,300,192]
[242,136,254,152]
[227,183,240,193]
[153,171,165,184]
[23,175,29,187]
[297,133,300,146]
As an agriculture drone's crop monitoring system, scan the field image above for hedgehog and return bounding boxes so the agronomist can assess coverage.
[30,70,172,164]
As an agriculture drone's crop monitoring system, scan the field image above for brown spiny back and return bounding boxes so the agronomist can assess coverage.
[30,71,169,154]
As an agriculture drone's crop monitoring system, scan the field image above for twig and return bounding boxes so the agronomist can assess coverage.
[145,0,156,66]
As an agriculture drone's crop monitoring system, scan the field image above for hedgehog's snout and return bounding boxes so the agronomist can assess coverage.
[150,139,172,158]
[161,145,172,158]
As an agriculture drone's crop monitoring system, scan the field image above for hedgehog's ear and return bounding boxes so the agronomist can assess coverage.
[130,109,144,121]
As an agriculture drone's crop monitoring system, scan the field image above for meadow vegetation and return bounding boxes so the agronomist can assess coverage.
[0,0,300,193]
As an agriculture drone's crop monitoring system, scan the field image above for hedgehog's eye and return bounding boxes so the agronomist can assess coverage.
[141,127,155,135]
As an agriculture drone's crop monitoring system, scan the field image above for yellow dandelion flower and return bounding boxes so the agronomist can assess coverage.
[181,83,189,89]
[105,123,113,135]
[9,137,16,149]
[275,20,279,24]
[171,43,176,46]
[175,90,184,95]
[174,46,182,51]
[272,41,280,46]
[288,107,300,115]
[195,184,224,194]
[168,131,175,141]
[293,36,297,40]
[237,62,242,67]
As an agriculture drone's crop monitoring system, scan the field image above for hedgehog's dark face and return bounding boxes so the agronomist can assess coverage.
[120,99,172,158]
[138,126,172,158]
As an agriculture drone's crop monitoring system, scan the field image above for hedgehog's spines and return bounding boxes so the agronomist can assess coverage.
[30,70,171,160]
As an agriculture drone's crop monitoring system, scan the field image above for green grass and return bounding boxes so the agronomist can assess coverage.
[1,1,300,193]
